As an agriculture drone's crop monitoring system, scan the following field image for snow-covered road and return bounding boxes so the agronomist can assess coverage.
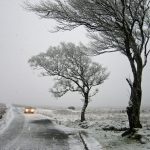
[0,107,85,150]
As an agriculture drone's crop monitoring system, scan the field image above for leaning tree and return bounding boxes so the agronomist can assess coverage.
[29,43,109,122]
[25,0,150,133]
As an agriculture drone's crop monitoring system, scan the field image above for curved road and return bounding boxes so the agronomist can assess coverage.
[0,107,84,150]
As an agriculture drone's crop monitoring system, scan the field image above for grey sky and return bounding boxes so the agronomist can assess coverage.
[0,0,150,107]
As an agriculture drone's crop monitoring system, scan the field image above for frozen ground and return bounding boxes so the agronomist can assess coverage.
[37,107,150,150]
[0,106,102,150]
[1,105,150,150]
[0,103,14,134]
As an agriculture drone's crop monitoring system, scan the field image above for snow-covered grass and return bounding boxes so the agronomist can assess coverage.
[0,103,7,119]
[0,104,14,134]
[37,107,150,150]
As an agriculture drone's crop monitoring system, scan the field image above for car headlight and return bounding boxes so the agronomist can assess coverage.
[31,109,35,112]
[25,109,29,112]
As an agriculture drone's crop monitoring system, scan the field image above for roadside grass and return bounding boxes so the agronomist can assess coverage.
[0,103,7,119]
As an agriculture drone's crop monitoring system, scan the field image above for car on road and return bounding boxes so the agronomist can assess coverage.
[24,107,35,114]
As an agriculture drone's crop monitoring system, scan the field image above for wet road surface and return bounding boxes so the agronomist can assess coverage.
[0,107,84,150]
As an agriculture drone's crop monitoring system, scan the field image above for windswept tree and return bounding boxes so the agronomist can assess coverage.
[25,0,150,133]
[29,43,109,122]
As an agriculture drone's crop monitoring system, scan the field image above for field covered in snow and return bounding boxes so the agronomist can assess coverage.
[0,103,14,134]
[0,103,7,119]
[37,106,150,150]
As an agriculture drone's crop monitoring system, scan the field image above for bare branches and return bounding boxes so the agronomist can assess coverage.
[143,48,150,68]
[24,0,150,61]
[143,29,150,68]
[29,42,109,100]
[126,78,133,90]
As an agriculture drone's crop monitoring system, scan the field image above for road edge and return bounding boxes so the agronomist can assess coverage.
[0,105,14,134]
[79,131,103,150]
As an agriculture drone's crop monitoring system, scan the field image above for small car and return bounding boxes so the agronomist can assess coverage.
[24,107,35,114]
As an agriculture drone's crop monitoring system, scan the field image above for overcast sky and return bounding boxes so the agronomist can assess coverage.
[0,0,150,108]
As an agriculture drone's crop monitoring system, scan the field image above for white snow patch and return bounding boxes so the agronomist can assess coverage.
[0,105,15,134]
[68,134,85,150]
[80,132,103,150]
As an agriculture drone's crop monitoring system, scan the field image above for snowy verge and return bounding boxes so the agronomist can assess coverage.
[79,131,103,150]
[37,108,103,150]
[0,105,15,134]
[54,122,103,150]
[37,107,150,150]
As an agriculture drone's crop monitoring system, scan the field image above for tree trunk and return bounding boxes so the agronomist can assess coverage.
[123,56,143,136]
[122,73,143,137]
[120,33,144,137]
[81,93,88,122]
[127,79,142,129]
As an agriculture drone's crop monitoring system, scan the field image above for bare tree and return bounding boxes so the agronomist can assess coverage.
[29,43,109,122]
[25,0,150,134]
